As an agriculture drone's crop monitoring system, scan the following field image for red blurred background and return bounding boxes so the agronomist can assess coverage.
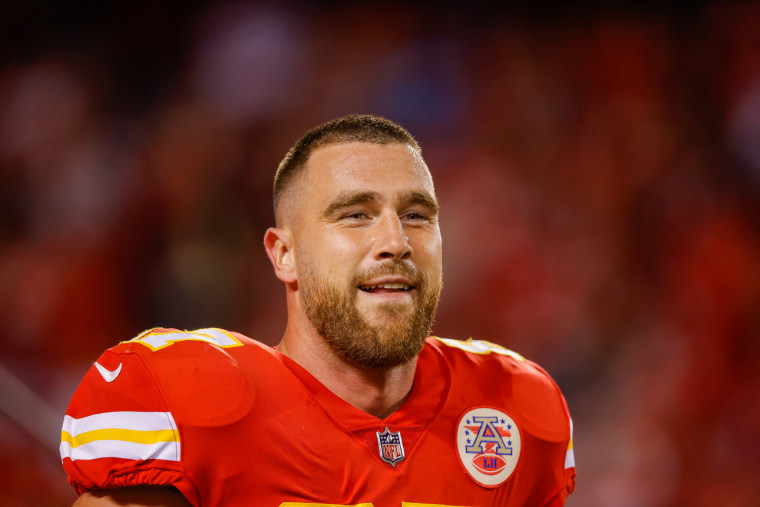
[1,1,759,505]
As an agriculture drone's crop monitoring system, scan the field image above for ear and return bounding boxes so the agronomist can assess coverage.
[264,227,297,284]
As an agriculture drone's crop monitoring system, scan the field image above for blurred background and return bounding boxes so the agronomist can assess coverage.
[1,1,759,505]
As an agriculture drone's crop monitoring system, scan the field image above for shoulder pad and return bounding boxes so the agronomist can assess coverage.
[431,336,571,441]
[117,328,256,427]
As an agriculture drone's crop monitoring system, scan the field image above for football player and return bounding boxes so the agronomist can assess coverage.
[62,115,576,506]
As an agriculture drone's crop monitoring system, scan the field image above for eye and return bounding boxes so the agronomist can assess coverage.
[402,210,429,222]
[342,211,370,220]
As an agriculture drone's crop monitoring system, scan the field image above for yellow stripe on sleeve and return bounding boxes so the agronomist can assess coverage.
[61,428,178,448]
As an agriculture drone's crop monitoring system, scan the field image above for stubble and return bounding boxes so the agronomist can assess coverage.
[300,261,442,368]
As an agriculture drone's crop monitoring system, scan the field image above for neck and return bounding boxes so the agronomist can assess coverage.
[277,320,417,419]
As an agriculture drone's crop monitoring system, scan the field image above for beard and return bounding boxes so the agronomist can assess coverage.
[299,260,442,369]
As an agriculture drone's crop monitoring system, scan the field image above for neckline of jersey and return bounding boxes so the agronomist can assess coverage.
[269,338,452,431]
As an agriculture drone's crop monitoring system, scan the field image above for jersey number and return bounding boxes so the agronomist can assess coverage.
[435,337,525,361]
[130,328,242,351]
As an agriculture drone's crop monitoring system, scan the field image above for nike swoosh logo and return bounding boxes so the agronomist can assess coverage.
[94,362,122,382]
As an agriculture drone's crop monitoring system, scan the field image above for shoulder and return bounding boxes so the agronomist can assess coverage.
[425,336,571,441]
[104,327,271,384]
[425,336,537,382]
[426,336,528,365]
[111,326,262,357]
[86,327,273,426]
[61,327,271,497]
[63,327,272,449]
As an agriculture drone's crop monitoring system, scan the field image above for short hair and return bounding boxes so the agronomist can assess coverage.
[273,114,420,221]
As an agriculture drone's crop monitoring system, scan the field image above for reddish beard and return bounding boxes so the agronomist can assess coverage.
[299,261,442,368]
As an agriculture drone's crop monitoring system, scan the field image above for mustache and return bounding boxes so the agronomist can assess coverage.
[351,262,425,288]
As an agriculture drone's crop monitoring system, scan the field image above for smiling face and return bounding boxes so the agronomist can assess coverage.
[285,141,443,368]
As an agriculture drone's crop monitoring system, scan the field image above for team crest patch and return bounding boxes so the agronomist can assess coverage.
[456,407,521,488]
[376,427,405,467]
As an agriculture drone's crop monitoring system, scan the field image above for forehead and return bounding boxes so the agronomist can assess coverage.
[303,141,434,199]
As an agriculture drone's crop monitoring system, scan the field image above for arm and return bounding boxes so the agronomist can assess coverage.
[73,487,192,506]
[62,345,193,502]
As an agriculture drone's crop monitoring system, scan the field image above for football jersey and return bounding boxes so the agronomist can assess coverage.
[61,328,576,506]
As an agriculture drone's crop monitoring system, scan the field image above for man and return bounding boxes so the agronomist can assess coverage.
[61,115,576,506]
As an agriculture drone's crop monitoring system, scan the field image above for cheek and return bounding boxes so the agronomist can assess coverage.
[330,234,368,263]
[416,232,443,269]
[299,231,366,278]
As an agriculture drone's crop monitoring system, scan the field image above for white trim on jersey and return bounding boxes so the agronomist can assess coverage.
[565,418,575,469]
[60,439,182,462]
[60,411,180,462]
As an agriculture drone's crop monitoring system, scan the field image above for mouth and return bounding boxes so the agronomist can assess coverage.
[358,282,415,294]
[357,272,418,297]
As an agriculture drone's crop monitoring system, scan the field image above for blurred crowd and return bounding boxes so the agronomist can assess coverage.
[1,1,759,505]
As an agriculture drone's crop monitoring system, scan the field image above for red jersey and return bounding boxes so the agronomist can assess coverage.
[61,328,576,506]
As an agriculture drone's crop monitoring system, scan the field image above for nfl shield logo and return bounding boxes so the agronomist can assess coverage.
[376,427,405,467]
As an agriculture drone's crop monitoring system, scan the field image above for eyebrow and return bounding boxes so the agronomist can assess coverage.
[404,191,440,215]
[322,190,440,218]
[322,191,378,218]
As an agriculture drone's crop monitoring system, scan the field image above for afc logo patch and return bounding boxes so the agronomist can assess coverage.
[456,407,521,488]
[376,427,405,467]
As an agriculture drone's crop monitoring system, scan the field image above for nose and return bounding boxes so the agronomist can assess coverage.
[374,213,412,260]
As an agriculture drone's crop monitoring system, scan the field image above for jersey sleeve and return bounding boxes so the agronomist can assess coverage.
[565,417,576,496]
[60,344,198,503]
[520,359,576,502]
[432,337,576,502]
